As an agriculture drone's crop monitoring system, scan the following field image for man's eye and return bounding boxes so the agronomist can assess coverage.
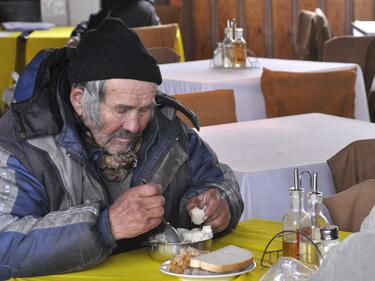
[116,108,130,114]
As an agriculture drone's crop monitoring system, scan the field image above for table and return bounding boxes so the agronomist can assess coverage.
[10,219,351,281]
[352,20,375,36]
[0,31,21,111]
[159,58,370,122]
[197,113,375,222]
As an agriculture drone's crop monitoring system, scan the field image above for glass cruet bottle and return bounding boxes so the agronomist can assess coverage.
[302,172,329,266]
[223,27,234,68]
[282,168,311,260]
[233,28,247,67]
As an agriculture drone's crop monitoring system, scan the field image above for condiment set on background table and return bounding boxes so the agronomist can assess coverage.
[211,18,259,69]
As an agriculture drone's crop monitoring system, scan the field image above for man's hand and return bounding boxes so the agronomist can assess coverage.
[186,189,231,232]
[108,183,164,240]
[66,36,80,48]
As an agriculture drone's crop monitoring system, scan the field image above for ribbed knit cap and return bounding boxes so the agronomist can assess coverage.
[69,17,162,84]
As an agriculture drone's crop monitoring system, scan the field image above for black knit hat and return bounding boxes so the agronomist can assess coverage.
[69,17,162,85]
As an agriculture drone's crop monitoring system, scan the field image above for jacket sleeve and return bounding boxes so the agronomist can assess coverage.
[179,127,244,233]
[0,148,116,280]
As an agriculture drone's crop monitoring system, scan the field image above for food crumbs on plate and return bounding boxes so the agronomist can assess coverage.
[168,247,201,274]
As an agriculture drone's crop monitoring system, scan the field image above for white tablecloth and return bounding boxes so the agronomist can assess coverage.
[197,113,375,222]
[159,58,370,122]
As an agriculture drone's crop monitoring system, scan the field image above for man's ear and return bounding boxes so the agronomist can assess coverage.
[70,88,84,116]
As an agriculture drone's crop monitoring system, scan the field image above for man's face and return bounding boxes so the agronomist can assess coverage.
[82,79,157,154]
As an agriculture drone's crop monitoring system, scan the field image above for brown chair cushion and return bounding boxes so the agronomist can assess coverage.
[260,67,356,118]
[323,35,375,95]
[314,8,332,60]
[173,89,237,127]
[132,23,178,49]
[295,10,318,60]
[147,47,180,64]
[327,139,375,193]
[324,179,375,232]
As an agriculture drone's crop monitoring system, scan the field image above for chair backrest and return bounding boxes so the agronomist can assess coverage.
[324,179,375,232]
[327,139,375,194]
[173,89,237,127]
[323,35,375,95]
[132,23,178,49]
[260,68,357,118]
[147,47,180,64]
[155,4,182,26]
[366,39,375,121]
[314,8,332,60]
[295,10,318,60]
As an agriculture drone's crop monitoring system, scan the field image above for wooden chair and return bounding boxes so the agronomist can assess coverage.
[132,23,178,50]
[147,47,180,64]
[173,89,237,127]
[260,68,357,118]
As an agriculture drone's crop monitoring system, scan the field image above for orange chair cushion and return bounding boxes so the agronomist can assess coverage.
[174,89,237,127]
[260,67,356,118]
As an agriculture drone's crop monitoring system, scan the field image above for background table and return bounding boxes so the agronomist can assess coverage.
[10,219,351,281]
[198,113,375,222]
[159,58,370,122]
[352,20,375,36]
[25,26,74,64]
[0,31,21,111]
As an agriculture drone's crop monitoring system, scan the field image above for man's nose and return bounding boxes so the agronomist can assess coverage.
[123,112,140,133]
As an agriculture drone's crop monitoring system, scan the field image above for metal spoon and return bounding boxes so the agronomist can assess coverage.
[162,218,181,243]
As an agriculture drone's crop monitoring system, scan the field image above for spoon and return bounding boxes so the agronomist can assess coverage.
[141,178,180,243]
[162,218,181,243]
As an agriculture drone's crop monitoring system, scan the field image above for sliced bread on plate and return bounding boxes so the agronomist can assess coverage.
[189,245,253,273]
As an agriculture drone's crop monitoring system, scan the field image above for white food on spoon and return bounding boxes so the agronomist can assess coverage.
[191,206,207,225]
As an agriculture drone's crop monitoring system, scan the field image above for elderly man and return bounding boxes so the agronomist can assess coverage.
[0,18,243,279]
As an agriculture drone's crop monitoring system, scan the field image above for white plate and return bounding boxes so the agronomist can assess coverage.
[160,261,256,281]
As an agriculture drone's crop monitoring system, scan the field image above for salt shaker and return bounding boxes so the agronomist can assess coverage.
[319,224,339,263]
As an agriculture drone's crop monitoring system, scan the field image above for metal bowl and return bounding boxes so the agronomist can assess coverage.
[147,238,212,262]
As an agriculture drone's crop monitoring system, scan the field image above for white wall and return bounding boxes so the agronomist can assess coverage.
[41,0,100,26]
[67,0,101,26]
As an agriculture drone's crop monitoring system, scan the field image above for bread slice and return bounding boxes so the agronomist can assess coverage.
[189,245,253,273]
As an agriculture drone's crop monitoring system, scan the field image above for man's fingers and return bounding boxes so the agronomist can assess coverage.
[140,195,165,209]
[134,183,163,197]
[186,196,202,211]
[146,206,165,219]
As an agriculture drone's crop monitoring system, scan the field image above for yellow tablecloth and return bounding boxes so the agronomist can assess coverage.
[25,26,185,64]
[12,219,351,281]
[25,27,74,64]
[0,31,21,111]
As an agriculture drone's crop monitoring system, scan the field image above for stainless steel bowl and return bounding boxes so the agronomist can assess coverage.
[147,238,212,262]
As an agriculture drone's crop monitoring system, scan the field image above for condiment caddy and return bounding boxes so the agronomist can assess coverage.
[210,18,259,69]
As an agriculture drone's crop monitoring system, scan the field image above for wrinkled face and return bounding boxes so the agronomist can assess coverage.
[78,79,157,154]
